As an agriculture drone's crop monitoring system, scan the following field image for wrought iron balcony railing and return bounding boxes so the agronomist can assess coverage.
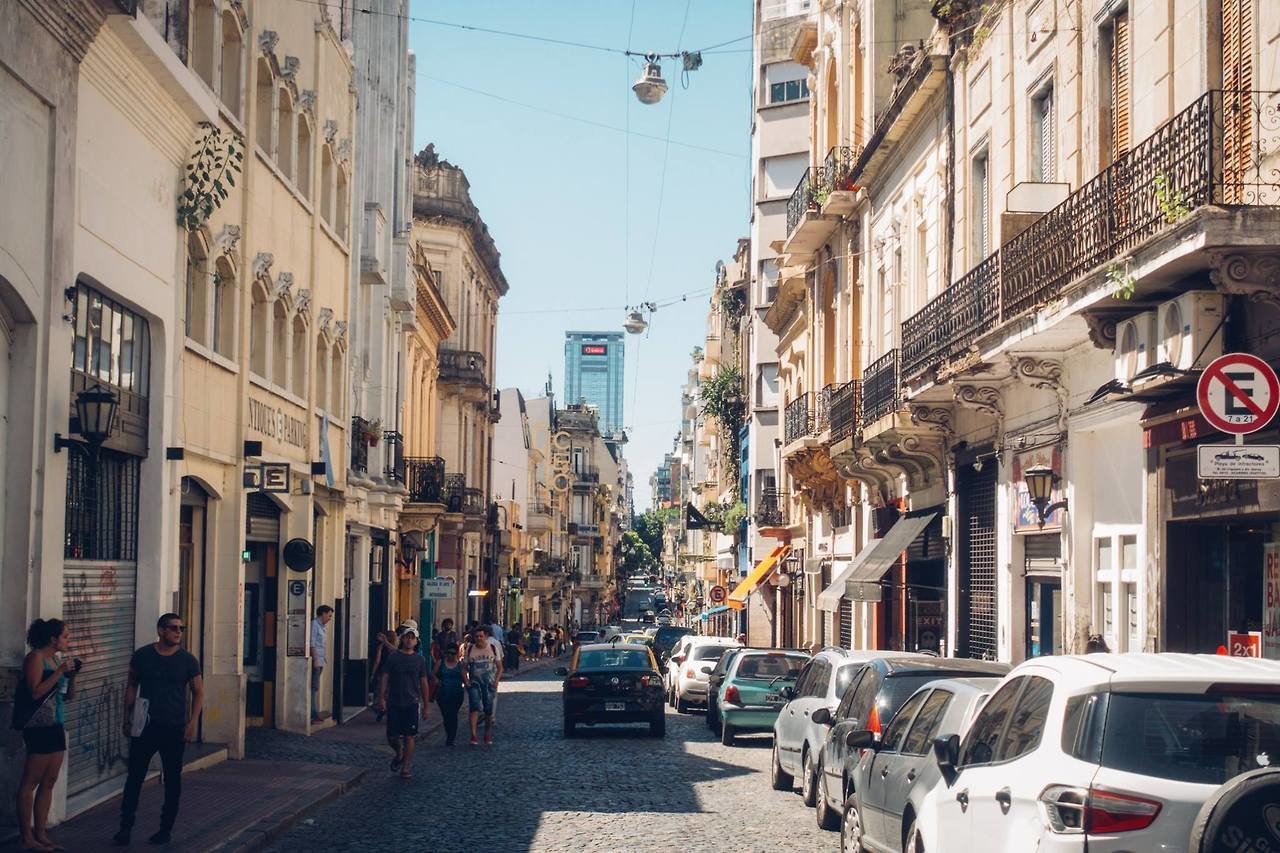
[901,89,1280,380]
[862,350,901,425]
[438,348,487,386]
[574,468,600,484]
[461,487,485,516]
[405,456,445,504]
[383,431,405,484]
[823,145,861,194]
[828,379,861,444]
[785,147,863,237]
[784,392,815,445]
[785,166,823,236]
[350,416,370,475]
[442,473,466,513]
[756,487,787,528]
[815,383,842,433]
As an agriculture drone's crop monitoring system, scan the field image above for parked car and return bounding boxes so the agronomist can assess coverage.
[672,637,742,713]
[773,649,893,803]
[839,676,1000,852]
[915,654,1280,853]
[557,642,665,738]
[707,647,753,734]
[651,625,693,665]
[813,657,1010,831]
[574,630,600,645]
[716,650,810,745]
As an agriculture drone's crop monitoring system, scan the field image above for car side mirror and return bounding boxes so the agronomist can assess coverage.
[811,707,833,726]
[555,667,568,676]
[845,730,877,750]
[699,665,713,674]
[672,654,685,665]
[933,734,961,786]
[780,686,795,701]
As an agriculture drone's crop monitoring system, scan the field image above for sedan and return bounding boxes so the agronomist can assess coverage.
[840,677,999,852]
[717,650,809,745]
[557,643,665,737]
[707,648,752,734]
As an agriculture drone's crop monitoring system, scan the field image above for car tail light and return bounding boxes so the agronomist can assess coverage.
[1039,786,1161,835]
[567,676,589,689]
[639,674,656,688]
[725,685,741,704]
[685,669,695,679]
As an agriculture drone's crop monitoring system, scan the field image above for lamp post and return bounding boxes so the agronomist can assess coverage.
[1024,464,1068,529]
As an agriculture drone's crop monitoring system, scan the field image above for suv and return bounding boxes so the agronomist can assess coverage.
[917,654,1280,853]
[772,649,885,805]
[672,637,741,713]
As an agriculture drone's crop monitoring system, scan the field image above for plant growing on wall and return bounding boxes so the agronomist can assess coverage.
[722,500,748,533]
[1155,173,1190,224]
[700,365,744,423]
[178,123,244,231]
[1107,262,1136,300]
[719,285,747,321]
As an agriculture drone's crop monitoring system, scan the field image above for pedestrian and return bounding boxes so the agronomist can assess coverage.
[13,618,79,852]
[113,614,203,847]
[544,625,557,658]
[528,624,543,661]
[311,605,333,723]
[462,626,502,745]
[432,642,465,746]
[378,626,430,779]
[504,623,522,672]
[1085,634,1110,653]
[489,618,505,646]
[436,618,459,650]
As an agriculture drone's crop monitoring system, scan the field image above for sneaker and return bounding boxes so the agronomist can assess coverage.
[149,828,172,845]
[483,731,493,745]
[469,736,478,746]
[112,829,131,846]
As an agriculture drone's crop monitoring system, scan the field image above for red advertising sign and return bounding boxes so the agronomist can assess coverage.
[1196,353,1280,435]
[581,344,608,355]
[1228,630,1262,658]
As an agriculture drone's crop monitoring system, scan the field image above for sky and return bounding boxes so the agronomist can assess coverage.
[407,0,754,509]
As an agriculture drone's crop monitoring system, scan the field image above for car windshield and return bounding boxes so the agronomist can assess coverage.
[877,674,958,719]
[1100,691,1280,785]
[735,655,807,680]
[691,646,730,662]
[576,632,598,642]
[577,649,652,670]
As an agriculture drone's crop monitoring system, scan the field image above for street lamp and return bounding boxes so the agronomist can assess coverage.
[55,384,120,454]
[632,55,668,105]
[1024,464,1068,529]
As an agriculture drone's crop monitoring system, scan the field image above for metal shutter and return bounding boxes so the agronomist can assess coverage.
[246,492,281,542]
[958,463,998,660]
[1110,12,1131,159]
[838,599,854,649]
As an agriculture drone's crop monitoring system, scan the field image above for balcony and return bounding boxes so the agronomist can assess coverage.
[572,468,600,489]
[755,488,788,533]
[828,379,860,448]
[350,416,370,476]
[383,431,405,484]
[442,473,466,514]
[360,204,387,284]
[862,351,901,427]
[404,456,445,504]
[782,146,863,259]
[439,348,487,387]
[900,89,1280,383]
[461,487,485,517]
[784,393,815,445]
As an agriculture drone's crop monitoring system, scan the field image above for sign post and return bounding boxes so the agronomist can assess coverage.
[1195,353,1280,479]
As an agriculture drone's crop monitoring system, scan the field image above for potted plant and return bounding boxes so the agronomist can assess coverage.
[813,187,830,208]
[362,418,383,447]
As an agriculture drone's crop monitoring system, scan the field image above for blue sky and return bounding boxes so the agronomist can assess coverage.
[408,1,753,508]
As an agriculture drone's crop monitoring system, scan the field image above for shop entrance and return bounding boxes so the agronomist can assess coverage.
[245,493,282,726]
[1166,520,1276,654]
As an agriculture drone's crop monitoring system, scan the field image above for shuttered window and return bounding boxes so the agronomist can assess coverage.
[972,151,990,257]
[1109,12,1131,162]
[1221,0,1255,203]
[1032,87,1055,182]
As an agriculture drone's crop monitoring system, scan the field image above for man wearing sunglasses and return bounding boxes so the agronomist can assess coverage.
[113,614,203,846]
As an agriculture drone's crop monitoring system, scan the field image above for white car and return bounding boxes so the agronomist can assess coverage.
[915,653,1280,853]
[672,637,742,713]
[665,635,737,708]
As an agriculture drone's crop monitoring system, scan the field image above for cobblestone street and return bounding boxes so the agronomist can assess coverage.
[255,664,838,853]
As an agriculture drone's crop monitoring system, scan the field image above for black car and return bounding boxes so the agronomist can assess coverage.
[809,656,1010,831]
[557,643,666,737]
[650,625,693,663]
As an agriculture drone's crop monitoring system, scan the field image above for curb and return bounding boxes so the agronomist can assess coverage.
[208,767,369,853]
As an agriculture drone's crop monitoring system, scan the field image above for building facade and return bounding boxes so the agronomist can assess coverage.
[564,331,625,437]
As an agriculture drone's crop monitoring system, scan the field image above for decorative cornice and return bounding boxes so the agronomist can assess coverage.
[251,251,274,280]
[273,271,294,301]
[909,404,953,433]
[323,119,338,143]
[954,383,1003,419]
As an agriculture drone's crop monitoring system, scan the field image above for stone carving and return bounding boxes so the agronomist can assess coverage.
[299,90,316,116]
[251,251,274,279]
[323,119,338,144]
[1208,251,1280,308]
[1011,355,1069,431]
[334,320,348,342]
[258,29,279,56]
[317,307,334,331]
[954,383,1003,419]
[214,224,241,257]
[226,0,248,28]
[281,56,300,83]
[336,137,352,163]
[294,288,312,315]
[273,271,294,301]
[910,404,953,433]
[888,42,921,84]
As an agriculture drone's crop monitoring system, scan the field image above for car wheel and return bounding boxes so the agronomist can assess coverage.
[801,748,818,807]
[720,722,735,746]
[814,757,839,830]
[904,819,924,853]
[650,715,666,737]
[840,794,864,853]
[770,741,793,791]
[676,695,689,714]
[563,719,576,738]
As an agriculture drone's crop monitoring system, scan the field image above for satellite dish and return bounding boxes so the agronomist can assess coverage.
[283,538,315,572]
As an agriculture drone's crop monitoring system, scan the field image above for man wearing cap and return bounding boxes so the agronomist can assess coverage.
[378,625,430,778]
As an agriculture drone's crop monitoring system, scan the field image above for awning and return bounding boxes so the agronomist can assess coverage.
[701,605,730,620]
[727,545,790,610]
[817,539,882,611]
[846,512,940,592]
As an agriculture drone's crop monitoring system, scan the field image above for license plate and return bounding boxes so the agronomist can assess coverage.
[764,693,781,703]
[605,702,626,711]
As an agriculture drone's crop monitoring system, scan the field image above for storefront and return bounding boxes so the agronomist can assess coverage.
[956,457,998,659]
[244,492,282,725]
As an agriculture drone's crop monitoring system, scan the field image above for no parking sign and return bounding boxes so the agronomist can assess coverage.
[1196,353,1280,435]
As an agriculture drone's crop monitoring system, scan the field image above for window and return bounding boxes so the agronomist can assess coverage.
[760,0,811,22]
[290,314,307,395]
[296,118,312,199]
[220,10,243,119]
[994,676,1053,761]
[330,348,344,417]
[881,688,928,752]
[314,337,329,411]
[971,150,990,257]
[764,62,810,104]
[277,89,295,181]
[878,266,893,355]
[336,167,349,239]
[760,259,779,304]
[255,57,274,152]
[1096,529,1142,651]
[1101,11,1131,165]
[250,284,269,377]
[1031,85,1056,182]
[902,689,952,755]
[212,256,236,357]
[185,234,209,345]
[320,146,335,225]
[770,78,810,104]
[191,0,217,91]
[272,300,288,388]
[807,660,832,697]
[761,153,807,199]
[960,677,1023,766]
[844,667,880,726]
[835,669,866,720]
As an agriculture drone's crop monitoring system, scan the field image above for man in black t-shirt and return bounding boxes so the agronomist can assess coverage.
[113,613,203,847]
[378,628,430,779]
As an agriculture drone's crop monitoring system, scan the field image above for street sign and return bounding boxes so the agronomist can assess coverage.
[243,462,291,493]
[420,577,454,600]
[1228,630,1262,658]
[708,585,726,604]
[1196,353,1280,435]
[1196,445,1280,479]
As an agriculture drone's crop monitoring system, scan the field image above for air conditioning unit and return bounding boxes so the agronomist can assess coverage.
[1114,311,1157,384]
[1157,290,1225,372]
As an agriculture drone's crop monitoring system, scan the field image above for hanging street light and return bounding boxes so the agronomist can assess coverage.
[55,383,120,454]
[1024,464,1068,528]
[632,54,668,105]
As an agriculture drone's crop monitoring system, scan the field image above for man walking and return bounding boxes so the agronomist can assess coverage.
[113,614,203,846]
[378,627,430,778]
[311,605,333,723]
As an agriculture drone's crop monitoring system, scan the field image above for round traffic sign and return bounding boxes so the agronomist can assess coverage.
[708,585,726,604]
[1196,353,1280,435]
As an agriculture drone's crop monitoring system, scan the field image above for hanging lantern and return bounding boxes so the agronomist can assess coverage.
[623,310,648,335]
[632,55,668,105]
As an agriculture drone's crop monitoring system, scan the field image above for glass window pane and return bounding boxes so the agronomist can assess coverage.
[902,689,952,755]
[1126,584,1140,651]
[882,688,928,752]
[770,82,784,103]
[995,676,1053,761]
[73,287,89,372]
[1121,535,1138,573]
[1097,538,1114,574]
[119,313,134,391]
[960,677,1023,766]
[109,305,123,387]
[137,321,151,398]
[89,295,106,379]
[1102,586,1115,647]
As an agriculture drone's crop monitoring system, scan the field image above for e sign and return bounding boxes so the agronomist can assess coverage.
[1196,353,1279,435]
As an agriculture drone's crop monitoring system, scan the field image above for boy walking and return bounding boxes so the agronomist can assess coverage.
[378,626,430,778]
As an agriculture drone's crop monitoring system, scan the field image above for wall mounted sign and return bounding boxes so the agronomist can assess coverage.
[421,577,454,600]
[1196,444,1280,479]
[286,579,307,657]
[244,462,290,493]
[248,397,307,447]
[1196,353,1279,435]
[581,344,608,355]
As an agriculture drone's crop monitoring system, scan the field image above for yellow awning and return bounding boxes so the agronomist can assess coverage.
[727,545,790,610]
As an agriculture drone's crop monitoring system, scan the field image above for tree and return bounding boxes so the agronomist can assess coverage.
[634,508,677,562]
[619,530,657,576]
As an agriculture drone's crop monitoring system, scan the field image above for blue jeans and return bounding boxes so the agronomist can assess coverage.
[466,659,497,716]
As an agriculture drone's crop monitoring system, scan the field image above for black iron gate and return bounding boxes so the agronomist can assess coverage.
[957,462,998,659]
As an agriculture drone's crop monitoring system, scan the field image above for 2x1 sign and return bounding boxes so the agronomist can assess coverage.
[1196,445,1280,479]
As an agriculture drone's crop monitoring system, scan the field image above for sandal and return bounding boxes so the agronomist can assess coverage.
[390,754,402,772]
[399,769,413,779]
